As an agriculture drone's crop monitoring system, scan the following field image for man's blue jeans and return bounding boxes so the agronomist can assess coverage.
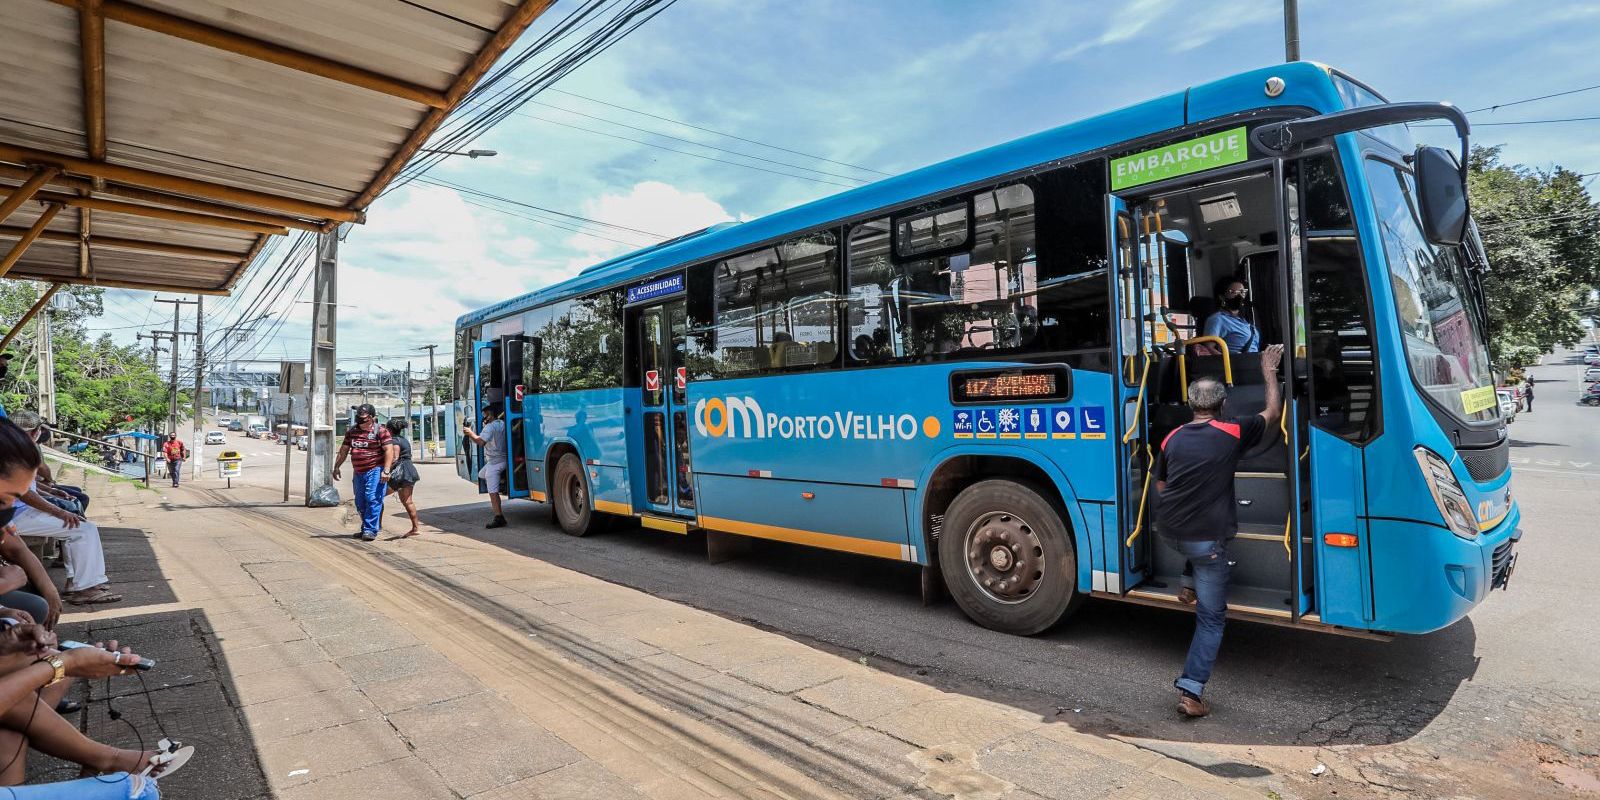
[7,773,157,798]
[1171,536,1231,697]
[352,468,384,536]
[167,459,182,487]
[56,484,90,512]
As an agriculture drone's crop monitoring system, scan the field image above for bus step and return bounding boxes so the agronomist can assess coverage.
[638,514,695,535]
[1125,576,1295,619]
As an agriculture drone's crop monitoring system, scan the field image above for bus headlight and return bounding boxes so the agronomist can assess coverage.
[1413,447,1478,540]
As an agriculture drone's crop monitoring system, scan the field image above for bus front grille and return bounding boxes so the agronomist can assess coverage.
[1491,539,1516,590]
[1460,440,1509,483]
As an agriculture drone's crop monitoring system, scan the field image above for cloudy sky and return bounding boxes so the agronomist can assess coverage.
[87,0,1600,372]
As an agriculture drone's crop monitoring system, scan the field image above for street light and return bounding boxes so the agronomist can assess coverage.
[418,148,497,159]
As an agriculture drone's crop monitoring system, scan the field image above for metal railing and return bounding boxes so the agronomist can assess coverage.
[42,427,156,487]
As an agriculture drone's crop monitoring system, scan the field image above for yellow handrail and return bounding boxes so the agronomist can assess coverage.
[1125,443,1155,548]
[1178,336,1233,402]
[1282,511,1293,557]
[1122,355,1152,443]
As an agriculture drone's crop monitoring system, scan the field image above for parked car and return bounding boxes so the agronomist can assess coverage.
[1581,384,1600,407]
[205,431,227,445]
[1496,389,1518,422]
[294,435,308,451]
[1585,367,1600,383]
[1585,353,1600,366]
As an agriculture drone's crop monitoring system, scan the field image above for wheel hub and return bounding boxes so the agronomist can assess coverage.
[964,511,1045,604]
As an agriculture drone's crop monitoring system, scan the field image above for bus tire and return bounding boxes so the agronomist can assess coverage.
[551,453,597,537]
[938,479,1083,635]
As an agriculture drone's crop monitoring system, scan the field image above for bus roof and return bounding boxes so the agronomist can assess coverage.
[459,61,1352,330]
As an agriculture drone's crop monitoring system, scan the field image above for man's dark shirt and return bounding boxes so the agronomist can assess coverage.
[1154,416,1267,542]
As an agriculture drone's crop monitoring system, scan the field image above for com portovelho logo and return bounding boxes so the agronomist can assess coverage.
[694,396,941,441]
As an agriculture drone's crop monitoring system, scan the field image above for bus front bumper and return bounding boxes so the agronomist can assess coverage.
[1366,507,1521,635]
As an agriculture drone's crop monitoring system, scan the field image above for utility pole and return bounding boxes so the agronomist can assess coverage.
[403,362,413,445]
[1284,0,1300,61]
[305,230,339,506]
[153,297,197,435]
[35,301,54,425]
[417,344,438,461]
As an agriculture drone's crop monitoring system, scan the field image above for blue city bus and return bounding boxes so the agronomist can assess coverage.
[455,62,1519,637]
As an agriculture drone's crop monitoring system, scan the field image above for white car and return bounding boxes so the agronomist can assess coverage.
[1586,367,1600,383]
[205,431,227,445]
[1496,390,1517,422]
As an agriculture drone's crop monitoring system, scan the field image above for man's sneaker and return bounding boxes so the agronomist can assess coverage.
[486,516,508,529]
[351,531,365,540]
[361,534,378,542]
[1178,691,1210,718]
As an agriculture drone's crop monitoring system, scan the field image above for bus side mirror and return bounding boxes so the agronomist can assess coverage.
[1414,145,1467,247]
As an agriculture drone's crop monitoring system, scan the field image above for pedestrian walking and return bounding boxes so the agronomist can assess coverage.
[1154,344,1283,718]
[331,404,392,541]
[160,434,186,488]
[1524,378,1534,412]
[383,419,422,538]
[461,404,508,529]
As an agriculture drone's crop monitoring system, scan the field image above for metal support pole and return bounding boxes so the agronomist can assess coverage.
[37,302,55,425]
[192,294,204,479]
[403,360,413,446]
[1284,0,1300,61]
[305,229,339,506]
[167,301,179,433]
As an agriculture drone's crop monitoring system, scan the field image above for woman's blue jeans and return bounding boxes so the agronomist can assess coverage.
[6,773,157,798]
[1171,535,1231,697]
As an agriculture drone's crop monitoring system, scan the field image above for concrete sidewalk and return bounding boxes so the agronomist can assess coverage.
[44,463,1275,800]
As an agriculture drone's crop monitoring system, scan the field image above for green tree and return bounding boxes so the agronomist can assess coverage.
[0,282,175,434]
[1468,146,1600,367]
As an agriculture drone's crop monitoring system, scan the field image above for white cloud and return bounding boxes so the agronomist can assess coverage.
[564,180,736,266]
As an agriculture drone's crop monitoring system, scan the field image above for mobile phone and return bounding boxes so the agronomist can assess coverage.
[59,641,156,671]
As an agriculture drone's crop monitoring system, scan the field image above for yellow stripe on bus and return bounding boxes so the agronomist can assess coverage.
[639,516,691,534]
[698,516,903,560]
[529,490,547,502]
[594,499,632,515]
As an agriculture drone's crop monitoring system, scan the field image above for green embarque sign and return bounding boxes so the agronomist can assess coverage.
[1110,126,1249,191]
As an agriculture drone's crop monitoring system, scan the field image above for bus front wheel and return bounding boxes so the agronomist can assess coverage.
[938,479,1083,635]
[552,453,597,537]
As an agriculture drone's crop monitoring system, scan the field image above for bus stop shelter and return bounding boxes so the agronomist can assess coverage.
[0,0,550,311]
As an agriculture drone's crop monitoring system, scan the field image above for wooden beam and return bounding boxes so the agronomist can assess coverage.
[354,0,555,209]
[0,225,244,263]
[0,168,60,225]
[77,207,91,278]
[0,205,64,280]
[15,190,290,235]
[79,0,106,161]
[222,234,270,289]
[0,144,361,223]
[0,164,322,232]
[52,0,449,109]
[15,275,228,297]
[0,284,62,352]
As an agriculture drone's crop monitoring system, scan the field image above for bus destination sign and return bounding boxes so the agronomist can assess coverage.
[949,365,1072,404]
[626,272,686,305]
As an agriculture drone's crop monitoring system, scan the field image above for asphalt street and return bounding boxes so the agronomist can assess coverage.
[205,342,1600,796]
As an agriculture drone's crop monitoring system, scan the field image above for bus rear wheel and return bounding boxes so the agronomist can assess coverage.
[552,453,597,537]
[938,479,1083,635]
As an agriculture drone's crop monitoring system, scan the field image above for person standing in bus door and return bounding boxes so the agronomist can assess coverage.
[331,404,393,541]
[1201,277,1261,354]
[1154,343,1283,718]
[461,404,508,529]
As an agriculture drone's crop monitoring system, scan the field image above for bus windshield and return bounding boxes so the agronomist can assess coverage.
[1363,159,1496,424]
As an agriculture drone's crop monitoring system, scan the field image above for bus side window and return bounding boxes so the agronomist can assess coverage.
[702,232,840,377]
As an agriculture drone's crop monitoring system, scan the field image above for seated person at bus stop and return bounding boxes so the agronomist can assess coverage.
[1201,277,1261,353]
[1154,343,1282,718]
[461,405,508,529]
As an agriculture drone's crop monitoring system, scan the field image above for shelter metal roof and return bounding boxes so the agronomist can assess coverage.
[0,0,551,295]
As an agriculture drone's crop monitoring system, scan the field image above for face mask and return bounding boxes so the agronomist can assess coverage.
[1223,295,1246,311]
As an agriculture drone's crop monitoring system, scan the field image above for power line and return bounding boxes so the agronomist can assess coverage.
[524,114,862,188]
[416,175,667,237]
[524,99,872,183]
[548,88,891,176]
[1467,83,1600,114]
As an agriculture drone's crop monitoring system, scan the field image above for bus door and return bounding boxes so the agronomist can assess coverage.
[499,334,538,500]
[470,338,503,494]
[631,299,695,517]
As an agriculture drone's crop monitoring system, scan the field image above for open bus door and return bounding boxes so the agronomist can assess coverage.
[469,339,503,494]
[499,334,538,500]
[627,297,695,519]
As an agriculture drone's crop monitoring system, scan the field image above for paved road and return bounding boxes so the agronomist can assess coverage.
[211,348,1600,797]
